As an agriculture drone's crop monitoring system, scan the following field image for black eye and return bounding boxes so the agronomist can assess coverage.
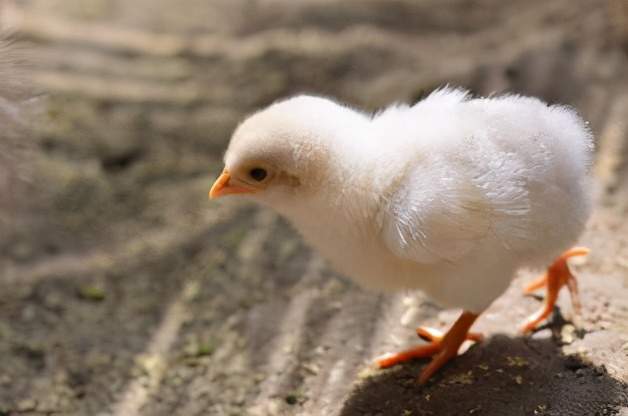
[248,167,267,182]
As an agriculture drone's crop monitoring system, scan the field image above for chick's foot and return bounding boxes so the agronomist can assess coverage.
[375,311,481,384]
[520,246,589,333]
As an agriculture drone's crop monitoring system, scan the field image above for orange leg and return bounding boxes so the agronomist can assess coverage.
[375,311,481,384]
[520,246,589,333]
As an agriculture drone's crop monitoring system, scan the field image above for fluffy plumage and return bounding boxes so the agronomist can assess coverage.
[219,88,593,313]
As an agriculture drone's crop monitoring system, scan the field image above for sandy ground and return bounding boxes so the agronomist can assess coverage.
[1,0,628,415]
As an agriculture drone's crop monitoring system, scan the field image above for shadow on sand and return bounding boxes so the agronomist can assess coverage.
[340,324,628,416]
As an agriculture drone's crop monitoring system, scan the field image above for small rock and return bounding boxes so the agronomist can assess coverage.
[560,324,576,344]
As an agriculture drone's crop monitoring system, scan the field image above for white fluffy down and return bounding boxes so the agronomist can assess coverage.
[226,88,594,313]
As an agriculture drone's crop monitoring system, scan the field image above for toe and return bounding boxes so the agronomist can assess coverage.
[375,343,441,368]
[416,327,444,342]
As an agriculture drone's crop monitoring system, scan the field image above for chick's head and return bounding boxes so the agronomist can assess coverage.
[210,95,363,208]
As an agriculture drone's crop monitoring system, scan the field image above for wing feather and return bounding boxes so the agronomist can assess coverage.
[382,143,532,264]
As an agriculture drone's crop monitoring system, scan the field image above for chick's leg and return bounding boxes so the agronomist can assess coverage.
[375,311,480,384]
[520,246,589,333]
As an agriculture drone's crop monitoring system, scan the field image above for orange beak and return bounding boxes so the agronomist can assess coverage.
[209,169,256,199]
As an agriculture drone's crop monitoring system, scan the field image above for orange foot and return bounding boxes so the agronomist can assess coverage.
[521,246,590,333]
[375,311,482,384]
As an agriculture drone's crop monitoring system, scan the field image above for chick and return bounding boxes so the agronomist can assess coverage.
[210,88,593,383]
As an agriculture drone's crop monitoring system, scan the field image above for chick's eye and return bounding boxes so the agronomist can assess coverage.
[248,167,267,182]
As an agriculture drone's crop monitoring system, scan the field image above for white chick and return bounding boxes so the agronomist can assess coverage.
[209,88,593,383]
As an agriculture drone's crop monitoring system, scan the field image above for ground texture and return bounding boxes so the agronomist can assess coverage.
[1,0,628,415]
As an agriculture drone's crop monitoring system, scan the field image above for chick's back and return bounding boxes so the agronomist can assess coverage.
[380,89,593,271]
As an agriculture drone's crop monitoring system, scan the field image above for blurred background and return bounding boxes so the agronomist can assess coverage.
[1,0,628,415]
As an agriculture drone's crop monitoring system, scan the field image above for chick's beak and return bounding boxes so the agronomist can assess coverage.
[209,169,255,199]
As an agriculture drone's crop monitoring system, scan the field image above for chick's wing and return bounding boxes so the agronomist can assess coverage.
[381,146,533,264]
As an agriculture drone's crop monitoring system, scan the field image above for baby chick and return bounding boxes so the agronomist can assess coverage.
[210,88,593,383]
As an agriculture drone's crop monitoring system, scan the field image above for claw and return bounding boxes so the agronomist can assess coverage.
[416,326,483,343]
[521,246,589,333]
[375,311,481,383]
